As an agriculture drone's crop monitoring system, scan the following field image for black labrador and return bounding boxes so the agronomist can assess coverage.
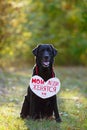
[20,44,61,122]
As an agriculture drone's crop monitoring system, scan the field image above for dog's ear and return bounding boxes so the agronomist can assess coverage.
[50,45,57,57]
[32,45,40,56]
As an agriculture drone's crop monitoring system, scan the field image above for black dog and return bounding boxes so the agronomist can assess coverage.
[20,44,61,122]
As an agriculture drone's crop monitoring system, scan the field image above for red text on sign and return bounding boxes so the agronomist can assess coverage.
[33,85,56,92]
[32,78,44,84]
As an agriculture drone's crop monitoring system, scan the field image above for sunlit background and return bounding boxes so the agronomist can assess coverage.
[0,0,87,68]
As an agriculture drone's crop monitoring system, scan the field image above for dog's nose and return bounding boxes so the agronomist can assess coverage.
[44,56,49,60]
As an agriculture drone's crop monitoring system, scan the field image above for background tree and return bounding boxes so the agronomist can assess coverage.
[0,0,87,68]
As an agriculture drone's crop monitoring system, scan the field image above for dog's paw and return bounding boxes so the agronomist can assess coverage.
[56,118,62,123]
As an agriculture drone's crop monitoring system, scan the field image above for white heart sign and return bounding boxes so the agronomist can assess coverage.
[29,75,60,99]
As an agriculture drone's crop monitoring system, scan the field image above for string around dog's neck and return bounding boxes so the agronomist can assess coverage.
[35,65,55,77]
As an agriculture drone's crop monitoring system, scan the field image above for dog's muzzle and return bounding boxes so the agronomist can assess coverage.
[42,61,50,67]
[42,55,50,67]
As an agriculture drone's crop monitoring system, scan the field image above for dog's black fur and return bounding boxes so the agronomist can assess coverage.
[20,44,61,122]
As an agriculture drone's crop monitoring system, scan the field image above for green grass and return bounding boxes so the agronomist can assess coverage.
[0,67,87,130]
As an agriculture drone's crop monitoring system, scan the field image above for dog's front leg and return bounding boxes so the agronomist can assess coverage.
[29,90,40,119]
[53,96,62,123]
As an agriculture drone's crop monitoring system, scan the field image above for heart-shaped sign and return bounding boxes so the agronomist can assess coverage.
[29,75,60,99]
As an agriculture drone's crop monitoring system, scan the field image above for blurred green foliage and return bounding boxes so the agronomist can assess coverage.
[0,0,87,68]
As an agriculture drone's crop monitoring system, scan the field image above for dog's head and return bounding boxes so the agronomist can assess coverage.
[32,44,57,68]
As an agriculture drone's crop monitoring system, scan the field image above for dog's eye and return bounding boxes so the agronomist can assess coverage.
[41,49,45,52]
[38,48,44,53]
[47,48,51,52]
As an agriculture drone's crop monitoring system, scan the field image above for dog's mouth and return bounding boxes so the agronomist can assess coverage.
[42,60,50,67]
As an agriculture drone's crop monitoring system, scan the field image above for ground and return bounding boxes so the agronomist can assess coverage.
[0,67,87,130]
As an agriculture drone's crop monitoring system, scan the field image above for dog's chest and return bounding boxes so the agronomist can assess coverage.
[37,70,52,81]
